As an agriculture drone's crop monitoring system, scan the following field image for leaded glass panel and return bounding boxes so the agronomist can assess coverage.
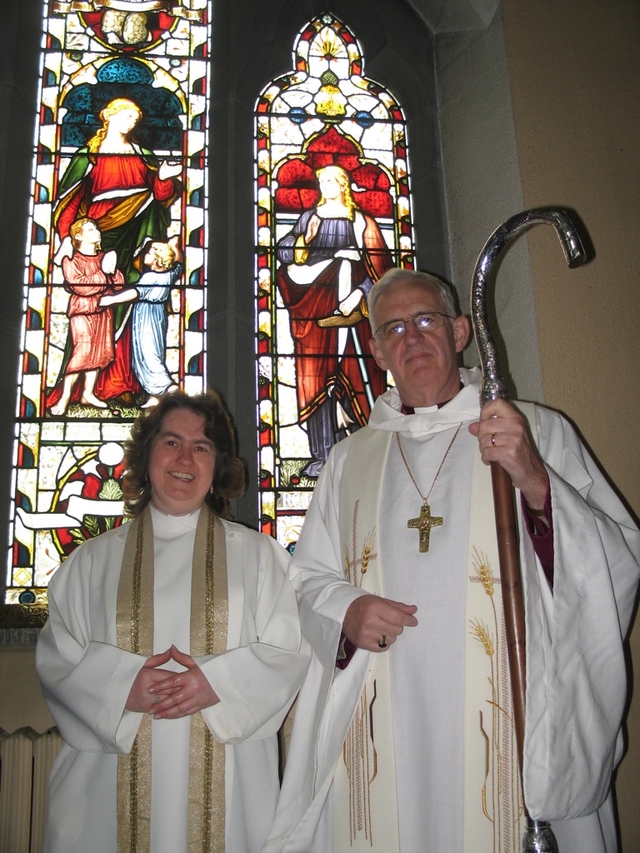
[255,14,416,549]
[5,0,211,620]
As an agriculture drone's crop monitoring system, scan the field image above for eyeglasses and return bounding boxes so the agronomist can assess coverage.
[374,311,454,341]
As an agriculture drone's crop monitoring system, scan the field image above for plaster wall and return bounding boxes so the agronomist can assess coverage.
[433,9,544,403]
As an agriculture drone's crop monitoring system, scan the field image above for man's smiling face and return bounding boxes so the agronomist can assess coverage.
[148,408,216,516]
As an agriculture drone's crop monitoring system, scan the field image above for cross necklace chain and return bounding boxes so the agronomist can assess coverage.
[395,423,463,553]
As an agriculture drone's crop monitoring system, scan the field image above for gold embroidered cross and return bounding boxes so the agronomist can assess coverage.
[407,501,443,553]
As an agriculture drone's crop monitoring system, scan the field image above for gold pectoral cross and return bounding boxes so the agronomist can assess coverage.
[407,501,443,553]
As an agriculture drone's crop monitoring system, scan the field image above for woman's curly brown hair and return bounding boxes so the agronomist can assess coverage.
[122,390,246,518]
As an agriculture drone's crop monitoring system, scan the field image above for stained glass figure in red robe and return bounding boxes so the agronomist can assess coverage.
[50,218,130,416]
[276,165,392,478]
[53,97,182,403]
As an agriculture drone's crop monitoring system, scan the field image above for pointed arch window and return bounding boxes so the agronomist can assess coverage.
[255,13,416,549]
[4,0,212,621]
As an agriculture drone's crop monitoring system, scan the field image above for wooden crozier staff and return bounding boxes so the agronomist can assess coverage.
[470,207,587,853]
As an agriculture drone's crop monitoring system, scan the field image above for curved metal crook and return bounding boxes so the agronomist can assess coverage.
[470,206,587,853]
[471,207,587,406]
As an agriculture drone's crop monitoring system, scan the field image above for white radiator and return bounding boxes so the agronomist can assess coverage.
[0,727,62,853]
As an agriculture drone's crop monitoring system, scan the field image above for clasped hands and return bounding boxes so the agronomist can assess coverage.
[125,645,219,719]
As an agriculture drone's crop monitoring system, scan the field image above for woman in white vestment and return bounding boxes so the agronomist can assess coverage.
[37,390,310,853]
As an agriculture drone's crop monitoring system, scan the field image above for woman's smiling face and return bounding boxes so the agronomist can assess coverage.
[148,408,216,516]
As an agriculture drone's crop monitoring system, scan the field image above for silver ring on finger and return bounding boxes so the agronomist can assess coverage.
[378,635,388,649]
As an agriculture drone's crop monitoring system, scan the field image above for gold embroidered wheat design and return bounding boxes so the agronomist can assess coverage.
[360,541,372,575]
[343,548,352,582]
[343,528,376,584]
[469,542,522,846]
[473,547,494,597]
[470,618,494,657]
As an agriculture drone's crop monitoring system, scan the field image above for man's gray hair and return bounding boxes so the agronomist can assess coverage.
[368,268,458,331]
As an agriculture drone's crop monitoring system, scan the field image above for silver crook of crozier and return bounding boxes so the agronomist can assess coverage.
[470,206,587,853]
[470,206,587,407]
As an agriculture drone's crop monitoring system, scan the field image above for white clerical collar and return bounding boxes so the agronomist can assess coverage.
[150,502,202,531]
[369,367,482,435]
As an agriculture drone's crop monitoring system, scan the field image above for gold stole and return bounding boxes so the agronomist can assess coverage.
[463,402,533,851]
[463,436,523,851]
[333,429,399,852]
[116,504,228,853]
[333,407,536,851]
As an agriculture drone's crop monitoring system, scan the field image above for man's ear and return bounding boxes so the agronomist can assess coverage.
[453,315,471,353]
[369,334,388,370]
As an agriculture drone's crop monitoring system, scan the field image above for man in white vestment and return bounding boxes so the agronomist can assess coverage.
[264,269,640,853]
[37,390,310,853]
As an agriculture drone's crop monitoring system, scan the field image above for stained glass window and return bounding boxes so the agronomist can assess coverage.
[5,0,211,619]
[255,13,416,550]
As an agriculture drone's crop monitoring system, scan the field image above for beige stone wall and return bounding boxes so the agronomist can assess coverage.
[501,1,640,848]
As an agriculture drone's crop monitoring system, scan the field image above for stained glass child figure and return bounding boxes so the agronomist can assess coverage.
[50,218,126,416]
[101,236,181,407]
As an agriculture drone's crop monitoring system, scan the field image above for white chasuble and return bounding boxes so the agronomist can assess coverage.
[332,406,530,852]
[265,369,639,853]
[332,428,399,853]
